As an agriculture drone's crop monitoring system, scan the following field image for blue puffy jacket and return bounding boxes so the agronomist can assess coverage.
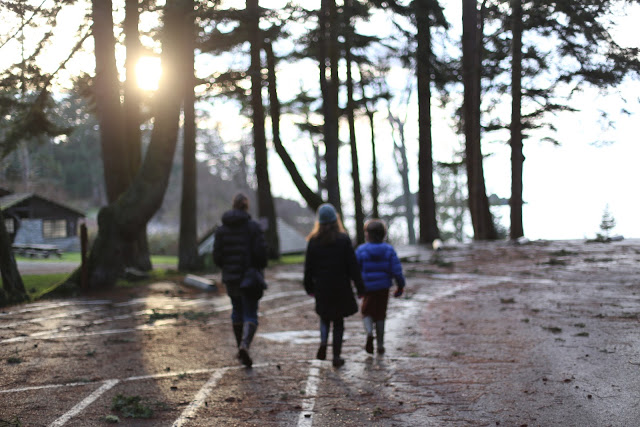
[355,242,406,292]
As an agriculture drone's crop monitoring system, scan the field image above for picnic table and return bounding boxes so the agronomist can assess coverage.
[12,244,63,259]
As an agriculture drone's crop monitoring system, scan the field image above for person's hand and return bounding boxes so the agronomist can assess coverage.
[393,287,404,298]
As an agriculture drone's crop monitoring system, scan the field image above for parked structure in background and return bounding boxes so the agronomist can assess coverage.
[198,218,307,268]
[0,187,85,252]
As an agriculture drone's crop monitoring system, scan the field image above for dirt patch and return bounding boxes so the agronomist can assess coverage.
[2,239,639,425]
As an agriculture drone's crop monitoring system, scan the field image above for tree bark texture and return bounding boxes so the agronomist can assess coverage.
[248,0,279,259]
[344,0,365,244]
[510,0,524,240]
[123,0,152,271]
[124,0,142,184]
[0,210,28,306]
[367,110,380,219]
[320,0,342,213]
[265,42,323,212]
[462,0,496,240]
[179,0,201,271]
[92,0,128,203]
[415,0,440,244]
[61,0,188,290]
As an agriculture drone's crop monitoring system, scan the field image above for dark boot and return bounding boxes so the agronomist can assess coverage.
[375,320,385,355]
[365,335,374,354]
[332,321,345,368]
[316,344,327,360]
[238,322,257,367]
[232,323,243,348]
[317,318,329,360]
[363,316,374,354]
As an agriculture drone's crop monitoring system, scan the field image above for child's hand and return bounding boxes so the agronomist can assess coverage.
[393,287,404,298]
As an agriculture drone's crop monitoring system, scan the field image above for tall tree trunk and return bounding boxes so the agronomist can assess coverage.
[415,0,440,245]
[248,0,279,259]
[462,0,496,240]
[265,42,323,212]
[124,0,142,185]
[510,0,524,240]
[367,110,380,219]
[92,0,128,203]
[344,0,365,244]
[123,0,152,271]
[320,0,342,213]
[58,0,188,291]
[313,141,323,197]
[0,211,28,306]
[179,0,200,271]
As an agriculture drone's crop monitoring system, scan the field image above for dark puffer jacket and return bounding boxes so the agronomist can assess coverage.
[213,209,267,297]
[303,233,365,320]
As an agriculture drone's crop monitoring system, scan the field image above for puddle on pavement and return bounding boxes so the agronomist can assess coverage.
[272,272,304,281]
[260,330,318,345]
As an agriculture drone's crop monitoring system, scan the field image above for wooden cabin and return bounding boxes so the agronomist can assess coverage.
[0,188,85,251]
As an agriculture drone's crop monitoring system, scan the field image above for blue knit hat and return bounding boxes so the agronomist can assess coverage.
[317,203,337,224]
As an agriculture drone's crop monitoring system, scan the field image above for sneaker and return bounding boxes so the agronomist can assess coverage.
[332,357,345,368]
[316,344,327,360]
[365,335,374,354]
[377,346,385,355]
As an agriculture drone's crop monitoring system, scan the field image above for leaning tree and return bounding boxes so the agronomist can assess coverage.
[59,0,190,291]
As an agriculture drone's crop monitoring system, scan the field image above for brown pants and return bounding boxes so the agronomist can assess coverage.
[361,289,390,321]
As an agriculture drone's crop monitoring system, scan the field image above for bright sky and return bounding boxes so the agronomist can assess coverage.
[2,1,638,242]
[262,2,640,242]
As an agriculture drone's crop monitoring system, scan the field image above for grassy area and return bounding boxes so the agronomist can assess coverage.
[7,268,183,301]
[4,254,178,301]
[21,273,70,299]
[15,252,81,263]
[15,252,178,266]
[4,253,296,303]
[14,252,303,267]
[270,253,304,266]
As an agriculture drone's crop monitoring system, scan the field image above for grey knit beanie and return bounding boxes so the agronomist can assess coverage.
[317,203,337,224]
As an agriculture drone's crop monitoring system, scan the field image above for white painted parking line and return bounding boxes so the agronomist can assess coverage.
[0,323,179,344]
[297,359,322,427]
[0,364,276,395]
[0,380,99,394]
[0,308,105,329]
[2,291,309,345]
[48,379,119,427]
[0,300,113,317]
[171,368,229,426]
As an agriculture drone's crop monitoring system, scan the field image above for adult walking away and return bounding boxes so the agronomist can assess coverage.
[213,193,267,368]
[304,203,365,368]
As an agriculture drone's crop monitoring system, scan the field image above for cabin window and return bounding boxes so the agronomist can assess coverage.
[43,219,67,238]
[4,218,13,233]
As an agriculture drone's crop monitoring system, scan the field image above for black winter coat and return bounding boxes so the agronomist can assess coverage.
[303,233,365,320]
[213,209,267,298]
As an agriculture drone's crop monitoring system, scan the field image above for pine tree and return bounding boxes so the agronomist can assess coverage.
[599,204,616,240]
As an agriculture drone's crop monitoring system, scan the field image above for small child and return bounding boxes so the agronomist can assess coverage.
[355,219,405,355]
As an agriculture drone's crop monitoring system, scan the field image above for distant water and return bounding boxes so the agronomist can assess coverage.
[495,204,634,241]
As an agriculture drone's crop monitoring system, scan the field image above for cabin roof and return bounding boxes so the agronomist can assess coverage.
[0,193,85,218]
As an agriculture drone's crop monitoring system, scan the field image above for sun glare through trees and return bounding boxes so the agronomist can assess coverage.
[135,56,162,91]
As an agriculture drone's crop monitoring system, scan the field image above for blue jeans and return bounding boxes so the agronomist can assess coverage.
[230,294,259,324]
